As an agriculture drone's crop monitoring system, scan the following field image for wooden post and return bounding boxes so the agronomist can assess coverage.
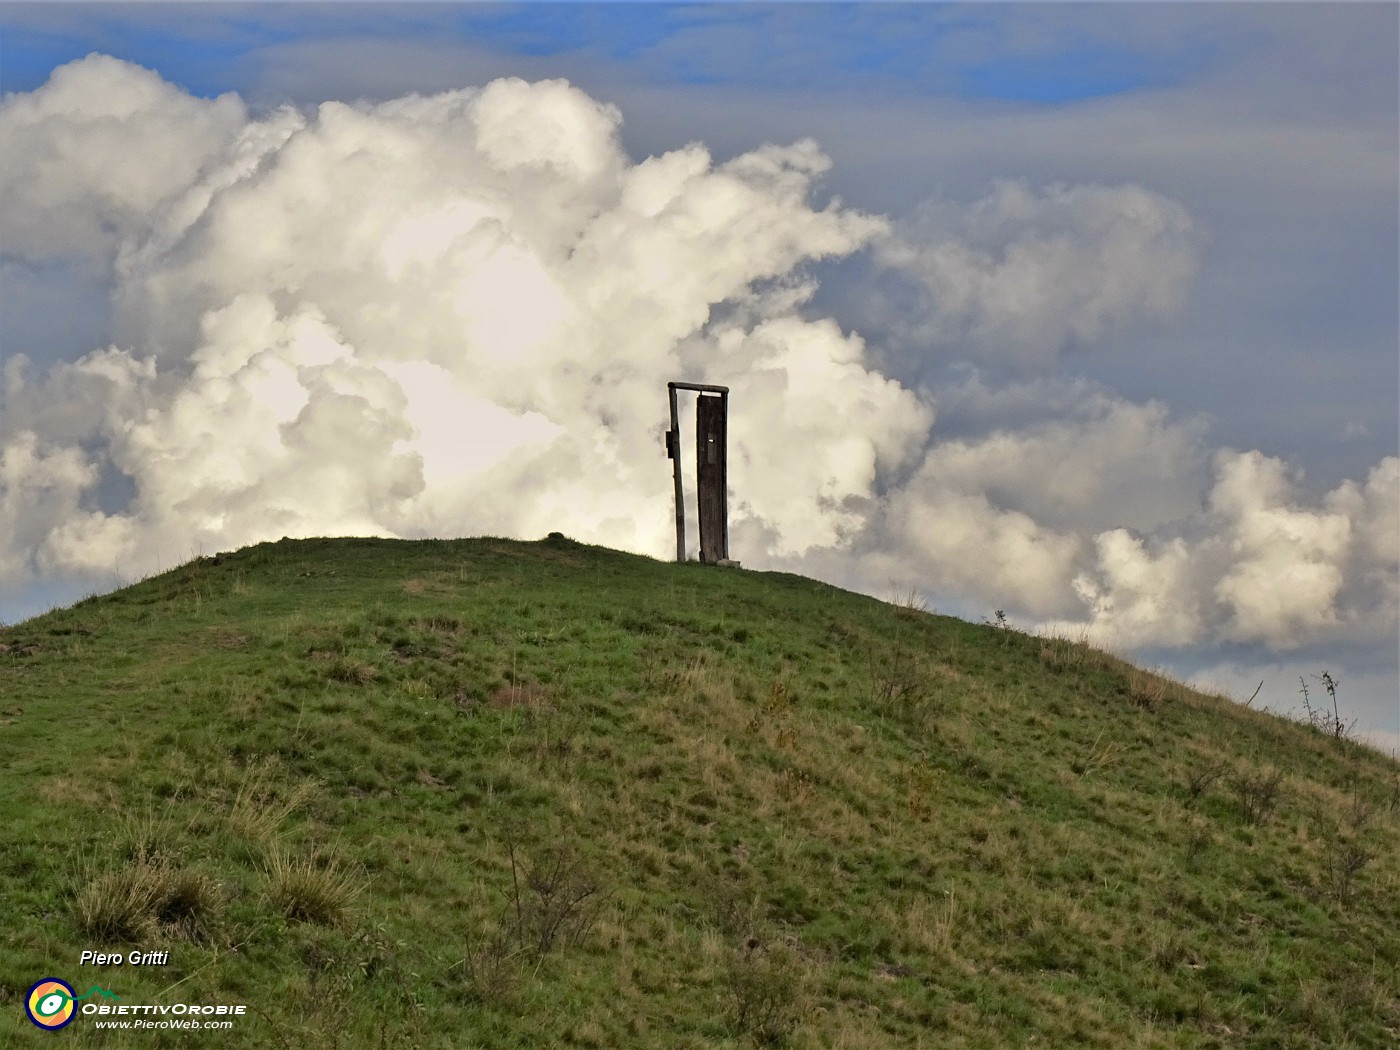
[666,383,684,563]
[664,382,729,563]
[696,392,728,563]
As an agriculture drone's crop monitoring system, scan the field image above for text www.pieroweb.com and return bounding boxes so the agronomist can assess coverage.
[86,1003,245,1031]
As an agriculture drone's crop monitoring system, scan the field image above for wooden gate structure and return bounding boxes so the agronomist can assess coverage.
[664,382,729,564]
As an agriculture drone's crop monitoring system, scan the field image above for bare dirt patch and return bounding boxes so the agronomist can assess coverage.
[489,682,551,710]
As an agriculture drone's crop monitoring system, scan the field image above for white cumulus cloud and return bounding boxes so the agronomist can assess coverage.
[1,55,1395,692]
[1047,451,1400,651]
[1,56,915,585]
[0,53,246,263]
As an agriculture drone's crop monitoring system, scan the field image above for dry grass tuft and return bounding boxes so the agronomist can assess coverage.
[1038,632,1112,672]
[75,864,164,942]
[75,862,222,943]
[263,847,365,926]
[229,762,317,843]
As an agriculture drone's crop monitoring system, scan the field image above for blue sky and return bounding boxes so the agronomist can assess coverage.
[2,3,1202,103]
[1,3,1396,749]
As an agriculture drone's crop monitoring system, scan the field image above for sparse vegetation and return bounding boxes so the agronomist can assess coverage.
[1,536,1397,1047]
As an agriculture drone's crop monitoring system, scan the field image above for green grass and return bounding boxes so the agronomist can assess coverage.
[1,534,1396,1047]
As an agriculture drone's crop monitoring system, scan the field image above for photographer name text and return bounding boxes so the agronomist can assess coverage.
[80,950,170,966]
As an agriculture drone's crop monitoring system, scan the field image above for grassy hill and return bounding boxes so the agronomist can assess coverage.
[1,536,1396,1048]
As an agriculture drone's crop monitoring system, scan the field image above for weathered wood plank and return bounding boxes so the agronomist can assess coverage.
[696,392,728,563]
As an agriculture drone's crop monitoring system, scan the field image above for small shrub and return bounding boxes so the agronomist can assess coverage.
[263,848,365,926]
[458,924,526,1005]
[724,937,807,1045]
[1232,767,1285,826]
[695,869,764,941]
[1298,673,1353,739]
[1075,730,1125,779]
[1183,818,1213,871]
[455,836,607,1003]
[229,762,316,843]
[763,679,793,714]
[776,768,814,805]
[113,807,188,868]
[1313,801,1378,908]
[904,766,937,823]
[1184,760,1228,804]
[885,582,929,618]
[523,706,581,769]
[1345,789,1376,830]
[868,641,937,724]
[1038,632,1107,673]
[1323,840,1374,907]
[508,840,605,956]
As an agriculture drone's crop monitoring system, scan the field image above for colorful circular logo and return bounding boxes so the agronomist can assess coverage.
[26,978,77,1030]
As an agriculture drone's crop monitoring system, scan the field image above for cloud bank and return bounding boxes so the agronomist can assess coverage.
[2,57,1395,670]
[876,179,1204,369]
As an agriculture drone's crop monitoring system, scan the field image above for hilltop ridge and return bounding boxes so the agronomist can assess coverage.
[1,536,1396,1048]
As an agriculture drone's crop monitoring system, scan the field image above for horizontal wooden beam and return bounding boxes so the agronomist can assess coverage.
[667,381,730,395]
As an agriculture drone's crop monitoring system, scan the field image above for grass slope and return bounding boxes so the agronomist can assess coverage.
[1,536,1397,1048]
